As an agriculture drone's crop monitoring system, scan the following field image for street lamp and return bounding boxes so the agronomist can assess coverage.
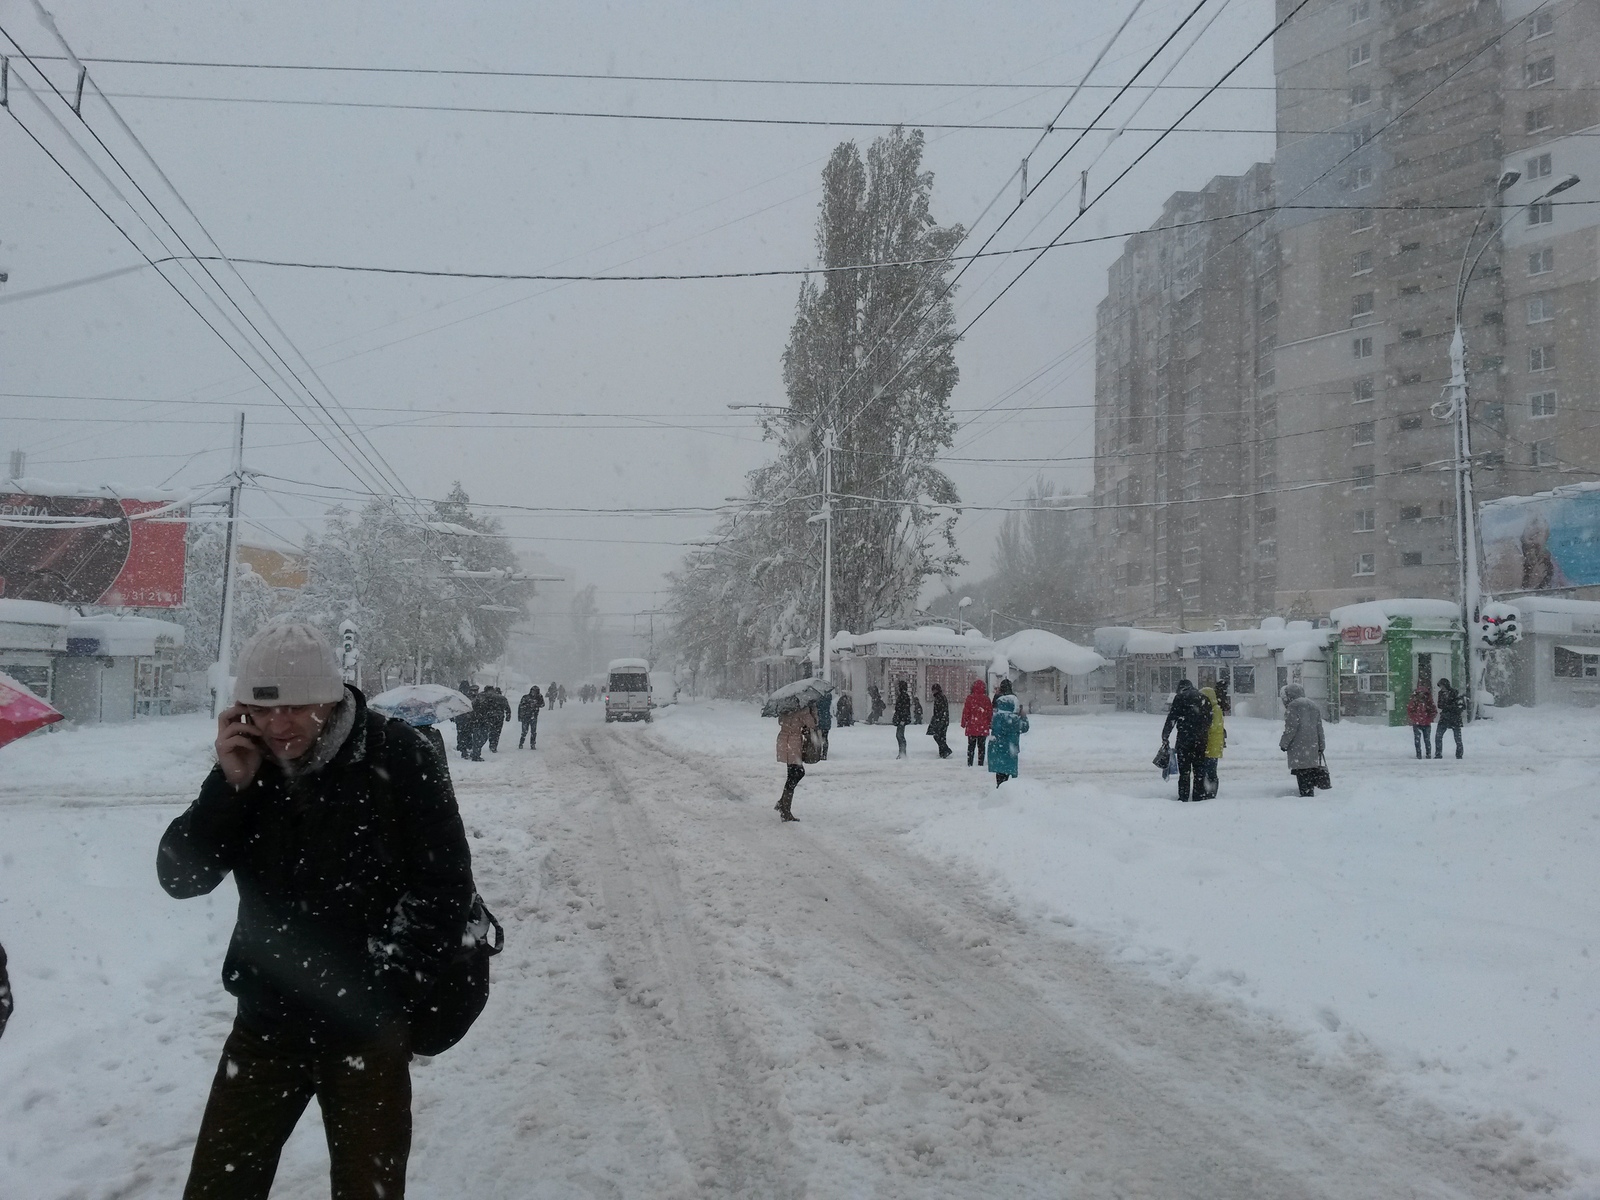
[957,595,973,634]
[1442,170,1579,718]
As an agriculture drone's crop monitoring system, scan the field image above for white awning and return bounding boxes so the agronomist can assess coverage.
[1556,644,1600,656]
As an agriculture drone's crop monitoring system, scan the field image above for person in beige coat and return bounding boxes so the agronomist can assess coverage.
[774,703,818,822]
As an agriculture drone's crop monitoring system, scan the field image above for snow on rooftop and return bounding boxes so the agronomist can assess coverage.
[1,477,194,504]
[993,629,1107,676]
[1330,599,1460,631]
[1502,595,1600,616]
[64,615,185,655]
[0,599,74,626]
[845,627,996,652]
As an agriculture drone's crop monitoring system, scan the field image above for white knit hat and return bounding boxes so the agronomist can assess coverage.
[233,623,344,706]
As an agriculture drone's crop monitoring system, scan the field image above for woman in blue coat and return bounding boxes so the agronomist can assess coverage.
[987,692,1029,787]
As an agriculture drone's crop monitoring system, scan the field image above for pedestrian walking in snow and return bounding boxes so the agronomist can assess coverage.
[835,692,854,727]
[814,690,832,760]
[454,681,478,756]
[774,702,818,821]
[1435,679,1465,760]
[926,682,953,758]
[1160,678,1213,802]
[961,678,992,766]
[0,940,12,1041]
[466,687,497,761]
[1280,683,1327,796]
[518,685,544,749]
[1199,685,1226,799]
[866,684,885,725]
[1214,673,1232,716]
[158,623,475,1200]
[483,686,511,753]
[1406,682,1437,759]
[557,684,567,708]
[892,679,913,759]
[987,693,1029,786]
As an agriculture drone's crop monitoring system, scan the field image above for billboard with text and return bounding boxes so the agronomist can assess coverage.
[0,492,188,607]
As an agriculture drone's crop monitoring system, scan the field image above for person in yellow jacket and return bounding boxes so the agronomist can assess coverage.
[1199,685,1226,799]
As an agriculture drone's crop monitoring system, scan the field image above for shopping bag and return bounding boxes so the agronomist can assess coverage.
[1152,743,1171,771]
[1310,754,1332,790]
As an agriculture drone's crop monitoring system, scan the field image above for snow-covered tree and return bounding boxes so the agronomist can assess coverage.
[173,520,281,678]
[670,127,964,690]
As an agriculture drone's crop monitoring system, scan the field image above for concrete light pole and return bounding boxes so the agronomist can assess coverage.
[1443,171,1579,718]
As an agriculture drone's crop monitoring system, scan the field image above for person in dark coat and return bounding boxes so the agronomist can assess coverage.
[0,940,12,1041]
[1280,682,1326,796]
[835,692,855,727]
[1435,678,1466,760]
[926,683,952,758]
[158,623,474,1200]
[866,684,885,725]
[454,681,478,755]
[960,678,992,766]
[814,690,833,760]
[1160,678,1213,802]
[892,679,913,759]
[482,686,511,753]
[517,685,544,749]
[1406,682,1437,759]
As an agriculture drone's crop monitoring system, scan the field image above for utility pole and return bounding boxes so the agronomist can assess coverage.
[822,424,835,685]
[212,411,245,716]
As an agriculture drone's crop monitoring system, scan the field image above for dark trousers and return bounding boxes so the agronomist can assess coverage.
[1292,768,1317,797]
[932,731,951,757]
[966,735,986,765]
[1175,744,1203,801]
[486,719,503,752]
[1199,757,1219,799]
[1436,721,1463,758]
[1412,724,1433,758]
[182,1021,411,1200]
[994,772,1010,787]
[519,714,538,747]
[895,723,907,757]
[778,762,804,817]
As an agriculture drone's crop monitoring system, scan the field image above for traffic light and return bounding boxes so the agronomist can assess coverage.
[1478,602,1522,647]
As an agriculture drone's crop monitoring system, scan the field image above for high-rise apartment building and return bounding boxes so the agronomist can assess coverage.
[1091,166,1277,626]
[1092,0,1600,623]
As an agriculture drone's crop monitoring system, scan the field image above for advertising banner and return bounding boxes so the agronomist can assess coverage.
[1481,486,1600,593]
[0,492,188,607]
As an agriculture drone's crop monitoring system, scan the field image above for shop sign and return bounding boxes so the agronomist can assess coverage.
[1191,644,1241,659]
[1340,625,1384,645]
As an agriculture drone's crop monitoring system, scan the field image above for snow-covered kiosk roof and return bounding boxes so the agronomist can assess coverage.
[840,627,996,659]
[0,600,73,653]
[61,615,184,657]
[1094,627,1179,657]
[1329,599,1461,633]
[993,629,1108,676]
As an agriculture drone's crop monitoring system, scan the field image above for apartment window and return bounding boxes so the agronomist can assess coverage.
[1553,647,1600,679]
[1353,123,1375,148]
[1352,250,1374,275]
[1530,10,1554,38]
[1350,83,1373,106]
[1400,283,1422,295]
[1399,413,1423,430]
[1353,464,1375,488]
[1400,552,1423,567]
[1351,292,1375,319]
[1481,450,1505,468]
[1399,240,1420,253]
[1350,0,1371,23]
[1532,440,1556,466]
[1355,553,1376,576]
[1401,328,1422,340]
[1530,343,1556,371]
[1125,562,1143,586]
[1354,509,1376,532]
[1526,106,1554,134]
[1400,372,1422,386]
[1351,208,1375,232]
[1399,505,1423,521]
[1353,336,1373,359]
[1527,152,1552,180]
[1353,420,1376,446]
[1525,57,1555,88]
[1530,390,1558,418]
[1349,165,1374,190]
[1529,247,1554,276]
[1528,200,1554,226]
[1349,41,1371,68]
[1527,294,1555,323]
[1353,376,1375,402]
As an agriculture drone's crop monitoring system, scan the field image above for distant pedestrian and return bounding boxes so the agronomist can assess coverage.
[1406,682,1437,759]
[467,687,496,761]
[483,686,511,753]
[987,693,1029,787]
[814,690,833,760]
[1435,678,1465,760]
[454,682,479,757]
[835,692,855,727]
[1160,678,1213,802]
[1214,673,1233,716]
[866,684,885,725]
[775,702,818,821]
[0,940,12,1041]
[1280,683,1327,796]
[892,680,912,759]
[926,682,952,759]
[960,678,992,766]
[1199,685,1226,799]
[518,685,544,749]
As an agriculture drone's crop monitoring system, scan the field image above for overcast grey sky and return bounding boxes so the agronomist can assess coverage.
[0,0,1277,632]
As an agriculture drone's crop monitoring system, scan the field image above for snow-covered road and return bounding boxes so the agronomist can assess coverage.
[0,702,1580,1196]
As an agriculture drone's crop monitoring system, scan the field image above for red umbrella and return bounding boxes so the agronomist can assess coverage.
[0,669,64,749]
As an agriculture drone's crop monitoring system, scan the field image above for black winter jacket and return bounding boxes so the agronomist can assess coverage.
[158,690,474,1048]
[1161,683,1213,750]
[893,688,913,725]
[1436,685,1466,727]
[927,690,950,737]
[517,689,544,721]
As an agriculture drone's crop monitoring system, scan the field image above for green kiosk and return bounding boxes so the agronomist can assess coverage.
[1328,600,1465,726]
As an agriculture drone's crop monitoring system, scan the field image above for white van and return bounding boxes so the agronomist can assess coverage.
[604,658,652,722]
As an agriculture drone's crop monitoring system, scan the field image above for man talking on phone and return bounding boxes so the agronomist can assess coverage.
[158,623,473,1200]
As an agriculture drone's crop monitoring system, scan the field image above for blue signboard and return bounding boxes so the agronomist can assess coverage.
[1481,487,1600,592]
[1191,644,1241,659]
